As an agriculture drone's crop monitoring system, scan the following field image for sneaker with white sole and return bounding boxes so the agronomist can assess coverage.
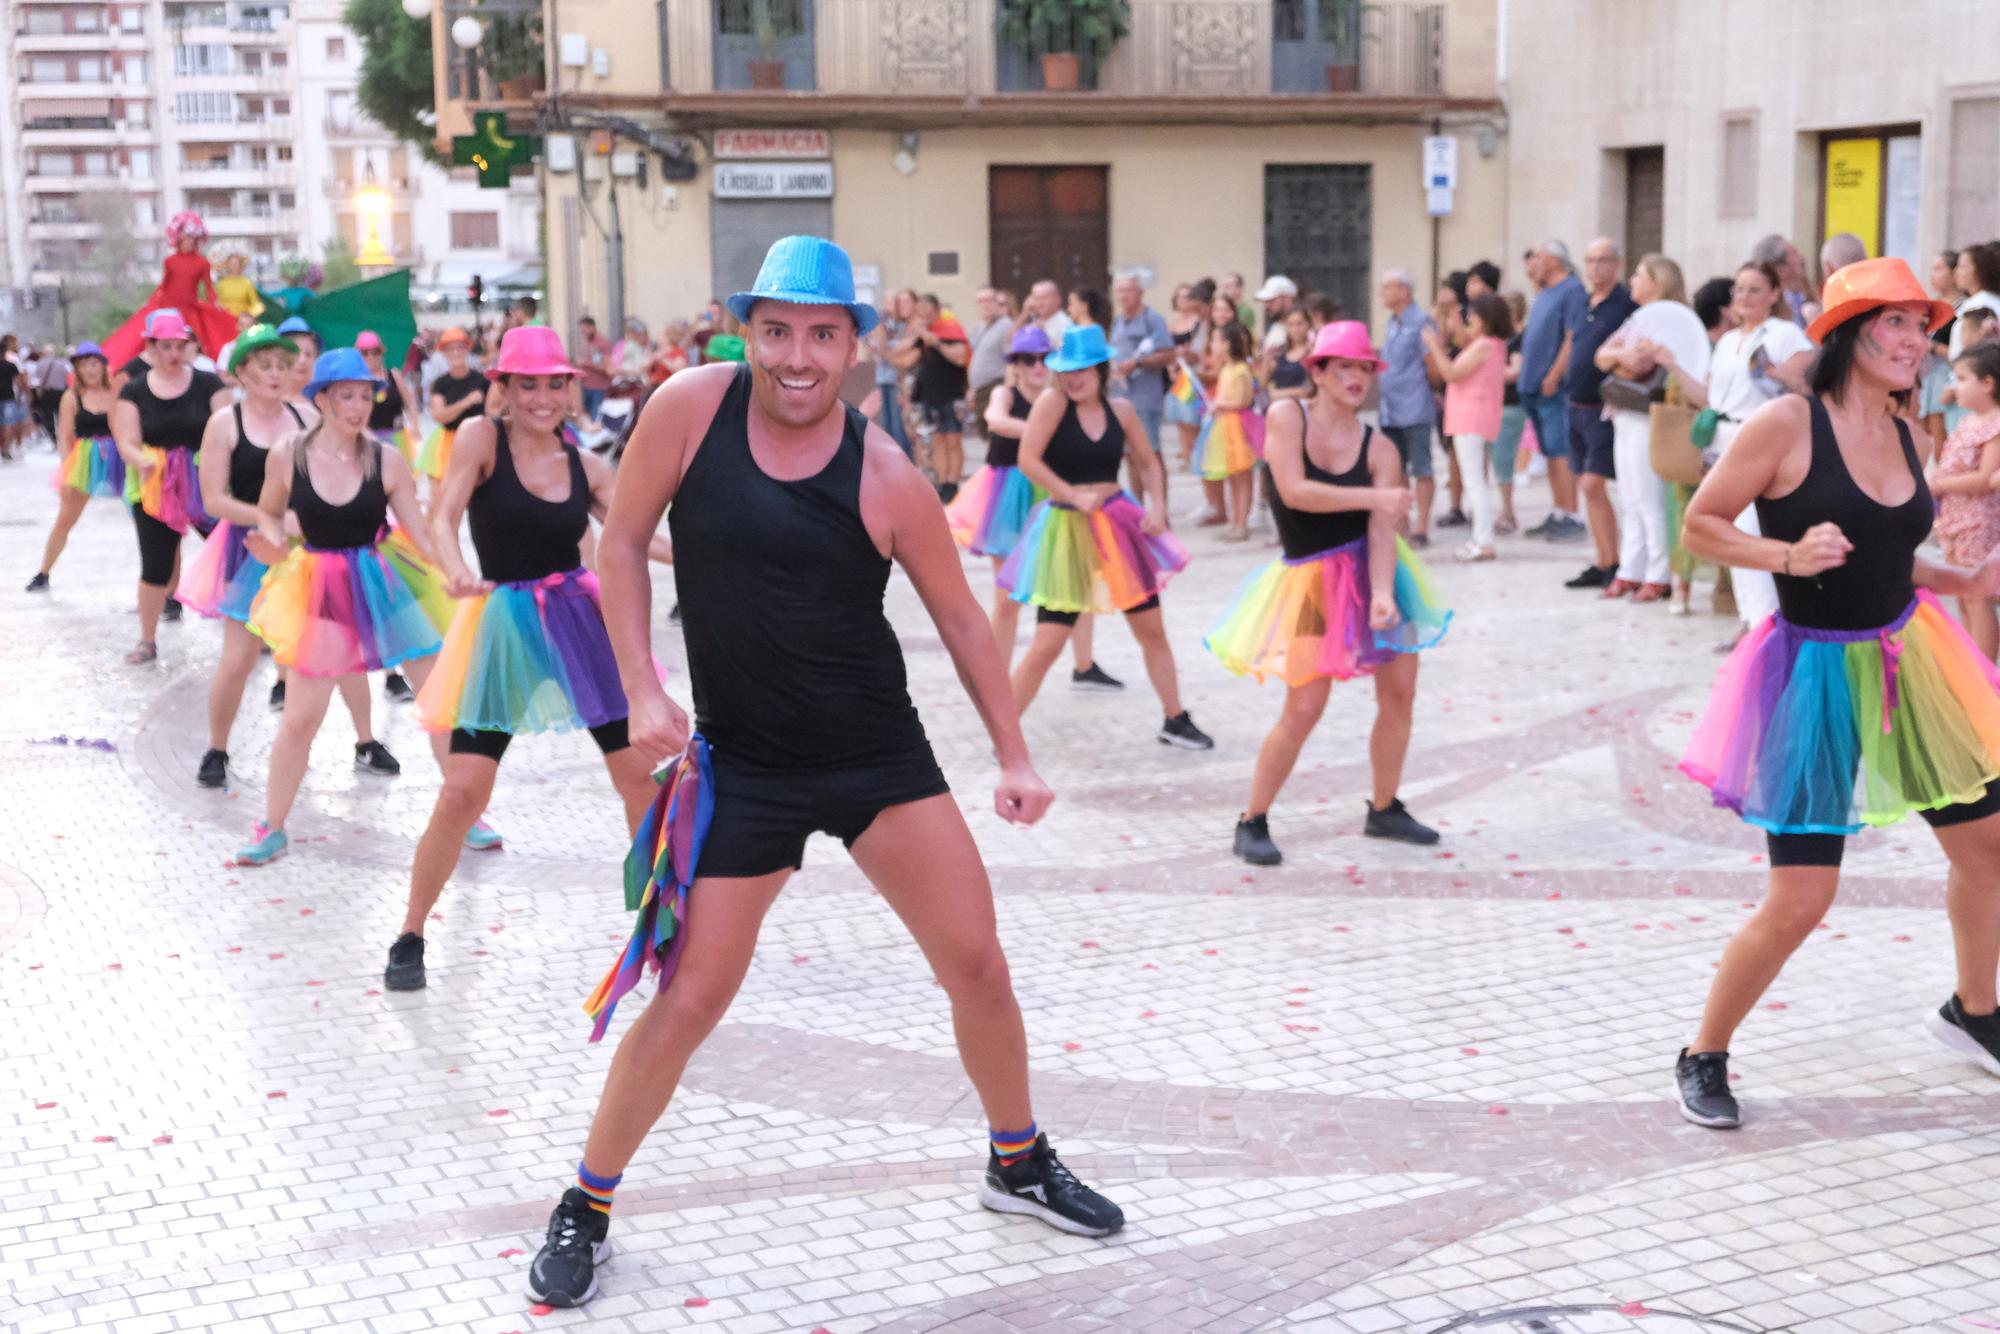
[236,822,288,867]
[354,740,401,776]
[1157,711,1214,750]
[525,1188,612,1308]
[978,1134,1124,1238]
[464,819,503,852]
[1070,662,1125,692]
[1926,994,2000,1077]
[1674,1047,1740,1128]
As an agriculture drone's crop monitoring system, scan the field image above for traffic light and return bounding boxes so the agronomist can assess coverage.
[468,274,484,310]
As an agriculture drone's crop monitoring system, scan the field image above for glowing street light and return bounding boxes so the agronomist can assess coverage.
[353,164,395,269]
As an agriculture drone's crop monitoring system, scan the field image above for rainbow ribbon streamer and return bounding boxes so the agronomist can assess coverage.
[1169,366,1207,410]
[582,735,714,1043]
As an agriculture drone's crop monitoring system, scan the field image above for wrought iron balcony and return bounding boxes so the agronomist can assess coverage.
[441,0,545,106]
[665,0,1444,102]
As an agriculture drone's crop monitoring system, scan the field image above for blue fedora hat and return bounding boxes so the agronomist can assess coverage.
[726,235,878,336]
[303,347,384,401]
[1045,324,1113,373]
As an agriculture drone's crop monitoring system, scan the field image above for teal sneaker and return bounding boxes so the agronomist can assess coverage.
[236,822,288,867]
[463,818,503,852]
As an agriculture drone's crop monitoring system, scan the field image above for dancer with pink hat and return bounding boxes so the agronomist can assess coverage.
[111,308,233,664]
[1207,321,1450,865]
[358,330,424,466]
[386,326,670,990]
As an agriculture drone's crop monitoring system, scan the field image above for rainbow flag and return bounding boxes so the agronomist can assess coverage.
[1170,366,1207,409]
[582,737,714,1042]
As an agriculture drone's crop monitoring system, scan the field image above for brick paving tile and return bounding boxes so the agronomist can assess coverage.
[5,452,2000,1333]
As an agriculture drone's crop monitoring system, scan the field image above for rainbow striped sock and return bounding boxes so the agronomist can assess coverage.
[576,1162,620,1217]
[990,1123,1038,1167]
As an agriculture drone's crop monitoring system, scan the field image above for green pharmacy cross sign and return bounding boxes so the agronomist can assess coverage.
[452,112,540,189]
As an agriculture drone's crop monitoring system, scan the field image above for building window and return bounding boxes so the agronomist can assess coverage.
[276,145,292,160]
[271,51,287,67]
[451,211,501,249]
[1950,98,2000,249]
[326,36,345,59]
[122,8,145,31]
[273,98,290,115]
[174,43,231,76]
[1719,112,1757,219]
[279,191,295,208]
[1820,125,1922,271]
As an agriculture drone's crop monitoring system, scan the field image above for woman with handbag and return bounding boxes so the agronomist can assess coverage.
[1648,261,1813,640]
[1594,255,1711,601]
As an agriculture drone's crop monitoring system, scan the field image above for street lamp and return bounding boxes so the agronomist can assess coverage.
[353,163,394,269]
[400,0,431,16]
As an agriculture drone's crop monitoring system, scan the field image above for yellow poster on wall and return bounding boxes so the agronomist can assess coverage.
[1824,137,1882,256]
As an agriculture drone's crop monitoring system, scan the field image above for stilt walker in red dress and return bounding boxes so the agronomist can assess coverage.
[102,212,239,366]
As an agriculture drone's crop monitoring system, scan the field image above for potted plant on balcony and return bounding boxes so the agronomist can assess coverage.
[1321,0,1362,92]
[746,0,788,91]
[484,8,547,101]
[996,0,1131,92]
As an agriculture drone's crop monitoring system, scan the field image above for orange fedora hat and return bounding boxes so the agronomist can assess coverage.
[1806,256,1955,345]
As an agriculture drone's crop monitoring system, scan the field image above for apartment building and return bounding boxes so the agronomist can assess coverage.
[431,0,1504,338]
[0,0,537,307]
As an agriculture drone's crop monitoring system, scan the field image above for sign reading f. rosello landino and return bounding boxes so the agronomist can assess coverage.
[713,129,830,159]
[713,161,834,199]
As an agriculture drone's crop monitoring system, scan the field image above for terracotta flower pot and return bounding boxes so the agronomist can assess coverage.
[1041,51,1080,91]
[748,58,786,90]
[1325,62,1359,92]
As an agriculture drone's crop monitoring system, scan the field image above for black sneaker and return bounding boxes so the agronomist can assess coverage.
[525,1188,612,1308]
[1436,507,1469,528]
[1070,662,1125,693]
[383,671,414,703]
[269,679,286,712]
[1363,797,1439,846]
[1523,514,1558,539]
[196,748,228,789]
[1233,814,1281,866]
[1157,711,1214,751]
[1405,532,1430,549]
[25,572,49,592]
[1675,1047,1740,1128]
[1926,994,2000,1077]
[162,597,182,623]
[978,1134,1124,1238]
[1565,563,1611,590]
[384,932,426,991]
[354,740,401,776]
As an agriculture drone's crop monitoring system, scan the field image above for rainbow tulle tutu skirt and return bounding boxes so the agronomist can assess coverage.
[418,567,627,736]
[946,465,1041,558]
[998,491,1188,614]
[55,435,124,498]
[247,529,452,677]
[180,521,267,623]
[415,426,454,479]
[373,426,414,464]
[1206,535,1451,684]
[1681,593,2000,835]
[1198,408,1265,480]
[122,446,211,534]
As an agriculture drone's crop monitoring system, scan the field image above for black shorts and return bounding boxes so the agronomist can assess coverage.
[698,752,951,879]
[1765,779,2000,867]
[918,401,962,435]
[1569,404,1616,478]
[132,504,183,587]
[448,718,630,762]
[1037,594,1159,626]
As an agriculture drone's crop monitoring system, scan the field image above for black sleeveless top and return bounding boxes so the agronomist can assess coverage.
[121,369,224,450]
[1041,398,1124,485]
[1266,406,1374,559]
[1757,397,1929,631]
[74,396,112,438]
[228,402,305,505]
[469,421,590,583]
[292,440,388,549]
[368,375,405,432]
[432,369,486,424]
[670,367,929,771]
[1271,354,1309,392]
[986,385,1035,469]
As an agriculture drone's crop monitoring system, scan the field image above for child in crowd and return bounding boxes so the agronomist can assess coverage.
[1933,341,2000,660]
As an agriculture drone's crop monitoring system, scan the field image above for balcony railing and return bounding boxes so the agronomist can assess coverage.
[442,0,544,104]
[663,0,1443,98]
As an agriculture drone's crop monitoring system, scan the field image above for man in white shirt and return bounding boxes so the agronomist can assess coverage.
[966,285,1013,435]
[1028,280,1075,343]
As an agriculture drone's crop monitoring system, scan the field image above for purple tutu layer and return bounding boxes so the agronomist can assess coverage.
[181,521,268,622]
[417,568,628,734]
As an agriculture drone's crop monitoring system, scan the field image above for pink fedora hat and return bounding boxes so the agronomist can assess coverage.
[485,325,579,380]
[144,308,192,342]
[1305,320,1387,372]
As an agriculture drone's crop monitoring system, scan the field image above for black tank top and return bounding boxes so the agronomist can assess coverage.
[1271,355,1309,391]
[1757,397,1929,631]
[432,369,487,424]
[228,402,305,505]
[121,369,224,451]
[986,385,1034,469]
[1041,398,1124,485]
[1266,406,1374,559]
[469,421,589,583]
[368,375,405,431]
[74,396,112,438]
[670,367,929,771]
[292,439,388,549]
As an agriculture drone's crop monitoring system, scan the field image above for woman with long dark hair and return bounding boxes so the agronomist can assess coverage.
[27,343,121,591]
[1675,258,2000,1128]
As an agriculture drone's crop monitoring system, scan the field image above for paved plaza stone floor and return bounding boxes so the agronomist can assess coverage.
[5,445,2000,1334]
